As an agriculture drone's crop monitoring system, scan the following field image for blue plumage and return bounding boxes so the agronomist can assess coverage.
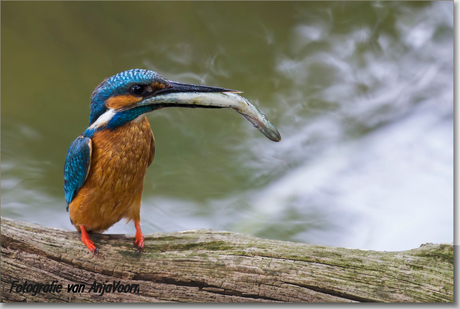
[64,136,92,210]
[106,106,160,130]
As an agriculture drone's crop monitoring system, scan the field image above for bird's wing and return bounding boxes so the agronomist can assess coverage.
[64,136,92,210]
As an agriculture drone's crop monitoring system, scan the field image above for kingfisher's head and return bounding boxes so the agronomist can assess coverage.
[89,69,234,126]
[86,69,281,142]
[90,69,164,124]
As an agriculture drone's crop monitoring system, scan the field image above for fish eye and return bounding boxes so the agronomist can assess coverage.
[130,84,145,96]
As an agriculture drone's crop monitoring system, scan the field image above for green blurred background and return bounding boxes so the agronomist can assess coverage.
[1,1,453,250]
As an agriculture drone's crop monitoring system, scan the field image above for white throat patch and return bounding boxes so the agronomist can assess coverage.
[89,109,116,130]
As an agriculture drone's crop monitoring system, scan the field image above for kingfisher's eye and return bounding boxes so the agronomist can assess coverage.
[130,84,145,96]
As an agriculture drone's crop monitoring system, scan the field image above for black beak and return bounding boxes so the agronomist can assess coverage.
[155,81,241,96]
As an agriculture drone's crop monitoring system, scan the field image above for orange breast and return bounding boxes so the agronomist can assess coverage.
[69,115,155,232]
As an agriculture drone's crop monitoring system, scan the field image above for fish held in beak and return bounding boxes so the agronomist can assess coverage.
[139,91,281,142]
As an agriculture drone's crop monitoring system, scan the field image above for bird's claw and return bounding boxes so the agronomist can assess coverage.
[134,221,144,252]
[83,238,98,254]
[134,236,144,252]
[80,225,98,254]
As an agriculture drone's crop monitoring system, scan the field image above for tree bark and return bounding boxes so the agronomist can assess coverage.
[0,217,453,303]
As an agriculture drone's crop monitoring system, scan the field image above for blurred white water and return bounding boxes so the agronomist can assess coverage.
[230,1,453,250]
[236,102,452,251]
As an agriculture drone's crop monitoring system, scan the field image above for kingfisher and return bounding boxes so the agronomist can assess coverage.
[64,69,280,253]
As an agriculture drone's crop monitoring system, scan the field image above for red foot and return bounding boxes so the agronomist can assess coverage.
[134,221,144,252]
[80,226,98,254]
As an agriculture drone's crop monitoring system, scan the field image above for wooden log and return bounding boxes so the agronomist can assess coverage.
[0,217,453,303]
